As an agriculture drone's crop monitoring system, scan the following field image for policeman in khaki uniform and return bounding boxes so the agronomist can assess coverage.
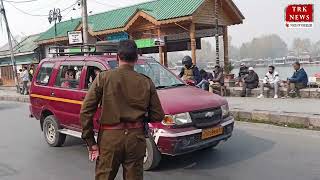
[80,40,165,180]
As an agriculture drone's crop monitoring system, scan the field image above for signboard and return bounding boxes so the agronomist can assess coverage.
[285,4,313,28]
[68,31,83,44]
[135,39,156,48]
[106,32,129,42]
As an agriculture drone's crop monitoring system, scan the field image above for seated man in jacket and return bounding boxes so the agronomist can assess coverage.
[209,65,224,94]
[286,62,308,97]
[257,65,280,99]
[236,63,249,86]
[241,67,259,97]
[196,69,213,91]
[179,56,201,84]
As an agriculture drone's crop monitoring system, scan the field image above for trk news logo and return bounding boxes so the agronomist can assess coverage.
[285,4,314,28]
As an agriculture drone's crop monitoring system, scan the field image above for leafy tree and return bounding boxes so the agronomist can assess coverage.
[292,38,312,55]
[239,34,288,59]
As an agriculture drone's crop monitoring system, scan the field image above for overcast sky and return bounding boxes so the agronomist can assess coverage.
[0,0,318,48]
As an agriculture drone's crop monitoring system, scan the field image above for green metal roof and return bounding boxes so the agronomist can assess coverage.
[0,34,40,57]
[37,20,81,42]
[37,0,204,42]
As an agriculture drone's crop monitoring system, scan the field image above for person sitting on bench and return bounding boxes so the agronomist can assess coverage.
[241,67,259,97]
[286,62,308,98]
[257,65,280,99]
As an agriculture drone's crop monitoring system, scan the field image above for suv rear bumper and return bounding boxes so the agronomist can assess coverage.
[155,117,234,156]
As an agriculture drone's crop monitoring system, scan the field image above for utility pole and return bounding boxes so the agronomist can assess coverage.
[214,0,220,66]
[81,0,89,52]
[0,0,20,92]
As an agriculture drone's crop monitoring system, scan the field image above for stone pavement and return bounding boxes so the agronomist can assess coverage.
[227,97,320,129]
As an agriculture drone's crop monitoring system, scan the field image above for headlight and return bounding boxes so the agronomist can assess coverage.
[221,104,230,118]
[162,113,192,125]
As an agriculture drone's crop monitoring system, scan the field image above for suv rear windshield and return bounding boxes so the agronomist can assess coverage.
[108,58,184,89]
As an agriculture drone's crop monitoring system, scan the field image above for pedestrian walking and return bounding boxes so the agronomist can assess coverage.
[29,64,34,81]
[21,66,30,95]
[80,40,165,180]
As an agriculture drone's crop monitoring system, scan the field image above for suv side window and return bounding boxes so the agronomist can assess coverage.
[35,63,54,86]
[55,65,83,89]
[85,65,103,89]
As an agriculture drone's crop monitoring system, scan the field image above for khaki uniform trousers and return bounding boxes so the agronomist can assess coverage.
[95,129,146,180]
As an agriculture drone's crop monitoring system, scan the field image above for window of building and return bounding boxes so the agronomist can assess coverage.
[35,63,54,86]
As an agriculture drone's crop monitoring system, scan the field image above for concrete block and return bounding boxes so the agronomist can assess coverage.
[309,116,320,128]
[269,113,288,124]
[252,111,270,122]
[230,111,239,119]
[300,90,310,98]
[310,89,320,99]
[285,114,310,126]
[238,111,252,120]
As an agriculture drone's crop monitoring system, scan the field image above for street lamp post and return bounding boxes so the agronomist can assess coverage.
[48,8,62,54]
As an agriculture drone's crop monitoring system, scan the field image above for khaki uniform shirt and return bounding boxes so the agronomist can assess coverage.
[80,64,165,146]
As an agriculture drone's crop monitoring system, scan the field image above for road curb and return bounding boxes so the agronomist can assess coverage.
[231,110,320,129]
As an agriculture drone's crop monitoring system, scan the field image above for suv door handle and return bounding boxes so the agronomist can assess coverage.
[50,92,55,97]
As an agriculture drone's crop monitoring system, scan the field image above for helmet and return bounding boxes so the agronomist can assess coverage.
[182,56,192,67]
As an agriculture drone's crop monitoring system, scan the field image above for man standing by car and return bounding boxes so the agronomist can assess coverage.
[179,55,201,84]
[257,65,280,99]
[21,66,30,95]
[80,40,165,180]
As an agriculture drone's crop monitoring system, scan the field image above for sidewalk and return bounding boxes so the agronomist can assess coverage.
[227,97,320,129]
[0,87,29,103]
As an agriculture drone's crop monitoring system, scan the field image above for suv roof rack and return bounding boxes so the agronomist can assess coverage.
[48,41,119,56]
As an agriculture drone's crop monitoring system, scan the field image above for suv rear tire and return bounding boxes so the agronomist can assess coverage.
[43,115,66,147]
[143,138,161,171]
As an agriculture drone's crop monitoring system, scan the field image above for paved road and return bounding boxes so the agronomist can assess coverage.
[1,101,320,180]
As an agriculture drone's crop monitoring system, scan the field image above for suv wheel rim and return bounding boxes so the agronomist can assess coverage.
[144,148,148,163]
[45,122,56,144]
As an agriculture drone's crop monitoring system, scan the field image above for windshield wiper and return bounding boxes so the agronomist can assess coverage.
[168,84,186,88]
[156,84,185,89]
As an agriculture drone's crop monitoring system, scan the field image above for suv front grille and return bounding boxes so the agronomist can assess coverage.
[189,107,222,128]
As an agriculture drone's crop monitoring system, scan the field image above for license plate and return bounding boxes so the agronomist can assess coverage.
[201,127,223,140]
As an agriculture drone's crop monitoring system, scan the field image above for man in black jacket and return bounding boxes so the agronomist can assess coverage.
[241,67,259,97]
[178,56,201,84]
[236,63,249,86]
